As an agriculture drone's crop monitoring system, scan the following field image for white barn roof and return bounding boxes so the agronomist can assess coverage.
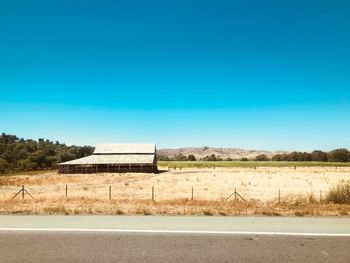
[59,143,156,166]
[60,154,155,165]
[94,143,156,154]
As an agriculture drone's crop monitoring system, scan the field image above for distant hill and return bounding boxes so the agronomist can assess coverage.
[157,146,288,160]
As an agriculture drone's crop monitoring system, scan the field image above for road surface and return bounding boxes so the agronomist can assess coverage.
[0,216,349,262]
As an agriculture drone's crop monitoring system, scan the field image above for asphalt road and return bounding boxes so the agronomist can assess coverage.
[0,216,350,263]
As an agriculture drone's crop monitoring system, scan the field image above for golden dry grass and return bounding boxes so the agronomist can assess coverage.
[1,166,350,216]
[1,197,349,216]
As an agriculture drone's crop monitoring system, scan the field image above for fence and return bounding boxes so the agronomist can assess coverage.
[1,184,328,203]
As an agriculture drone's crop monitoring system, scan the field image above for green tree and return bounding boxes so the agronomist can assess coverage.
[311,150,328,162]
[202,154,217,161]
[174,154,187,161]
[0,157,9,173]
[255,154,269,161]
[328,149,350,162]
[187,154,196,161]
[157,155,169,161]
[0,133,94,174]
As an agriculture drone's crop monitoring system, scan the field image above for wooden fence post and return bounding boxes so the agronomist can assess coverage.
[65,185,68,199]
[320,190,322,204]
[191,187,194,200]
[278,189,281,204]
[234,187,237,200]
[109,185,112,200]
[152,186,154,201]
[22,185,24,199]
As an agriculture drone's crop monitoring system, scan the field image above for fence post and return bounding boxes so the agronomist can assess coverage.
[278,189,281,204]
[152,186,154,201]
[320,190,322,204]
[234,187,237,200]
[191,187,194,200]
[22,185,24,199]
[65,185,68,199]
[109,185,112,200]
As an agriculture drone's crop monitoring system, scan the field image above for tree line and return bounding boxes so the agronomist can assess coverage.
[0,133,94,174]
[1,133,349,174]
[270,149,350,162]
[158,149,350,163]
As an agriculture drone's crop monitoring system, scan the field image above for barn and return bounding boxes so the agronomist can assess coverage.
[58,143,157,173]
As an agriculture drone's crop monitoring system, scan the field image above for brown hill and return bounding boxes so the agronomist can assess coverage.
[157,146,287,160]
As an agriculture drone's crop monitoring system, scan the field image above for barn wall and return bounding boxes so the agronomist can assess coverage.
[58,164,156,174]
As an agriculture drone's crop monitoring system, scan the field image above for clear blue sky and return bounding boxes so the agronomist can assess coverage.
[0,0,349,150]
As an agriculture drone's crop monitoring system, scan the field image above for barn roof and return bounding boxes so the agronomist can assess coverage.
[59,143,156,166]
[59,154,155,165]
[93,143,156,154]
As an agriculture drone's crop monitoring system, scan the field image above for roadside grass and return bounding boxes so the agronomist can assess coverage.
[0,197,349,216]
[326,181,350,204]
[158,161,350,169]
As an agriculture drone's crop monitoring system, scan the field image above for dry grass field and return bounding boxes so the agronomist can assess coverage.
[1,166,350,216]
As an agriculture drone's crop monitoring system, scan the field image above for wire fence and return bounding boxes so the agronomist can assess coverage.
[0,184,329,203]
